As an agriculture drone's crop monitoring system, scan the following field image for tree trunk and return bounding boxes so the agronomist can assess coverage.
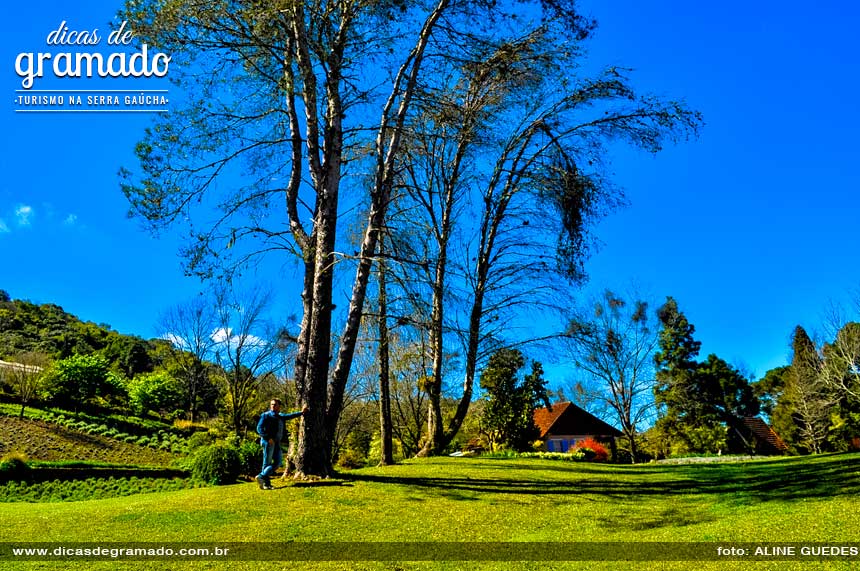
[327,0,450,461]
[377,238,394,466]
[296,180,338,477]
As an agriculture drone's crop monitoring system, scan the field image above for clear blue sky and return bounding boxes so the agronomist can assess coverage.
[2,1,859,381]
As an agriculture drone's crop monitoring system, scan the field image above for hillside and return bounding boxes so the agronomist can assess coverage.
[0,416,179,466]
[0,289,164,377]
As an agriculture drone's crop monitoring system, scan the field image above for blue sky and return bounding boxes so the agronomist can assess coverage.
[1,0,859,383]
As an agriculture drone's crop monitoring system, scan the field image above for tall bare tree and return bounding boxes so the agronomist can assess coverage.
[157,296,219,423]
[121,0,700,472]
[565,291,658,461]
[211,286,281,436]
[375,234,395,465]
[393,48,701,455]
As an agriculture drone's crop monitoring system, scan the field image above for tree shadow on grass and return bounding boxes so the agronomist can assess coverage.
[596,506,718,531]
[343,454,860,505]
[287,481,354,488]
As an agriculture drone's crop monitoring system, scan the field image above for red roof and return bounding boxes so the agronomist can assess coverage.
[533,402,622,438]
[741,416,788,453]
[534,402,571,438]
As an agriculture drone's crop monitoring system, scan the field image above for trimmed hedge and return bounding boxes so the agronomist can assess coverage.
[191,444,242,485]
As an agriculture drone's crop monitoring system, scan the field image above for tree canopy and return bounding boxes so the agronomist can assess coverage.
[118,0,702,475]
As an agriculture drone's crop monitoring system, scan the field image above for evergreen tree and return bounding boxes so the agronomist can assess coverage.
[480,349,549,451]
[753,366,799,451]
[653,297,703,439]
[653,298,759,454]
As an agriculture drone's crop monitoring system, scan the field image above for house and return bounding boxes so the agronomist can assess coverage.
[533,401,622,454]
[730,416,788,455]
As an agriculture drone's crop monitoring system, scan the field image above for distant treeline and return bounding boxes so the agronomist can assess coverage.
[0,288,165,377]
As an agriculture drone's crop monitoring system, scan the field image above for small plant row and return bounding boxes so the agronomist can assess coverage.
[479,439,611,462]
[0,476,207,503]
[0,403,188,439]
[50,416,190,454]
[479,450,588,461]
[0,405,190,454]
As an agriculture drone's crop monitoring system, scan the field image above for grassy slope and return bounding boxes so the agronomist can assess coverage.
[0,416,178,466]
[1,454,858,571]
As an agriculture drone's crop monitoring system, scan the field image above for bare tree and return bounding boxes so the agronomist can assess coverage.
[564,290,659,461]
[157,296,219,423]
[821,300,860,403]
[122,0,700,473]
[388,30,701,456]
[212,286,281,436]
[376,234,395,465]
[1,353,49,418]
[786,325,837,454]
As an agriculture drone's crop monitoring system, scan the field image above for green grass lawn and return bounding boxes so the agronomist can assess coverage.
[1,453,858,570]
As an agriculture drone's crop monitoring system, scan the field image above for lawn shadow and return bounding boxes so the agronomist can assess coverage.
[596,505,718,531]
[343,454,860,505]
[287,480,354,488]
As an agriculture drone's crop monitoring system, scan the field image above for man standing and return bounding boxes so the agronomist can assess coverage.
[255,399,307,490]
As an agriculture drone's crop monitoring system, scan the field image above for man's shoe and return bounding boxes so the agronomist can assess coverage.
[255,475,267,490]
[264,484,275,490]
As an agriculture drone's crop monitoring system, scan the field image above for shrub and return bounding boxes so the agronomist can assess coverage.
[574,438,609,462]
[191,444,242,485]
[187,431,213,451]
[0,452,31,481]
[127,371,183,417]
[237,440,264,478]
[336,449,367,470]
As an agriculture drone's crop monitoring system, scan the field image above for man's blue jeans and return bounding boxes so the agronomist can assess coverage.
[258,440,282,480]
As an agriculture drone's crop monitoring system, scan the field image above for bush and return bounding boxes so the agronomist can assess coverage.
[336,449,367,470]
[187,431,213,451]
[574,438,609,462]
[237,440,264,478]
[0,452,31,481]
[191,444,242,485]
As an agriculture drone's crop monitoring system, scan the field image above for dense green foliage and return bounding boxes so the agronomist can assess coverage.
[0,291,224,422]
[0,453,30,480]
[480,349,549,451]
[191,443,242,485]
[653,298,759,455]
[0,292,163,368]
[126,371,184,418]
[49,353,116,406]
